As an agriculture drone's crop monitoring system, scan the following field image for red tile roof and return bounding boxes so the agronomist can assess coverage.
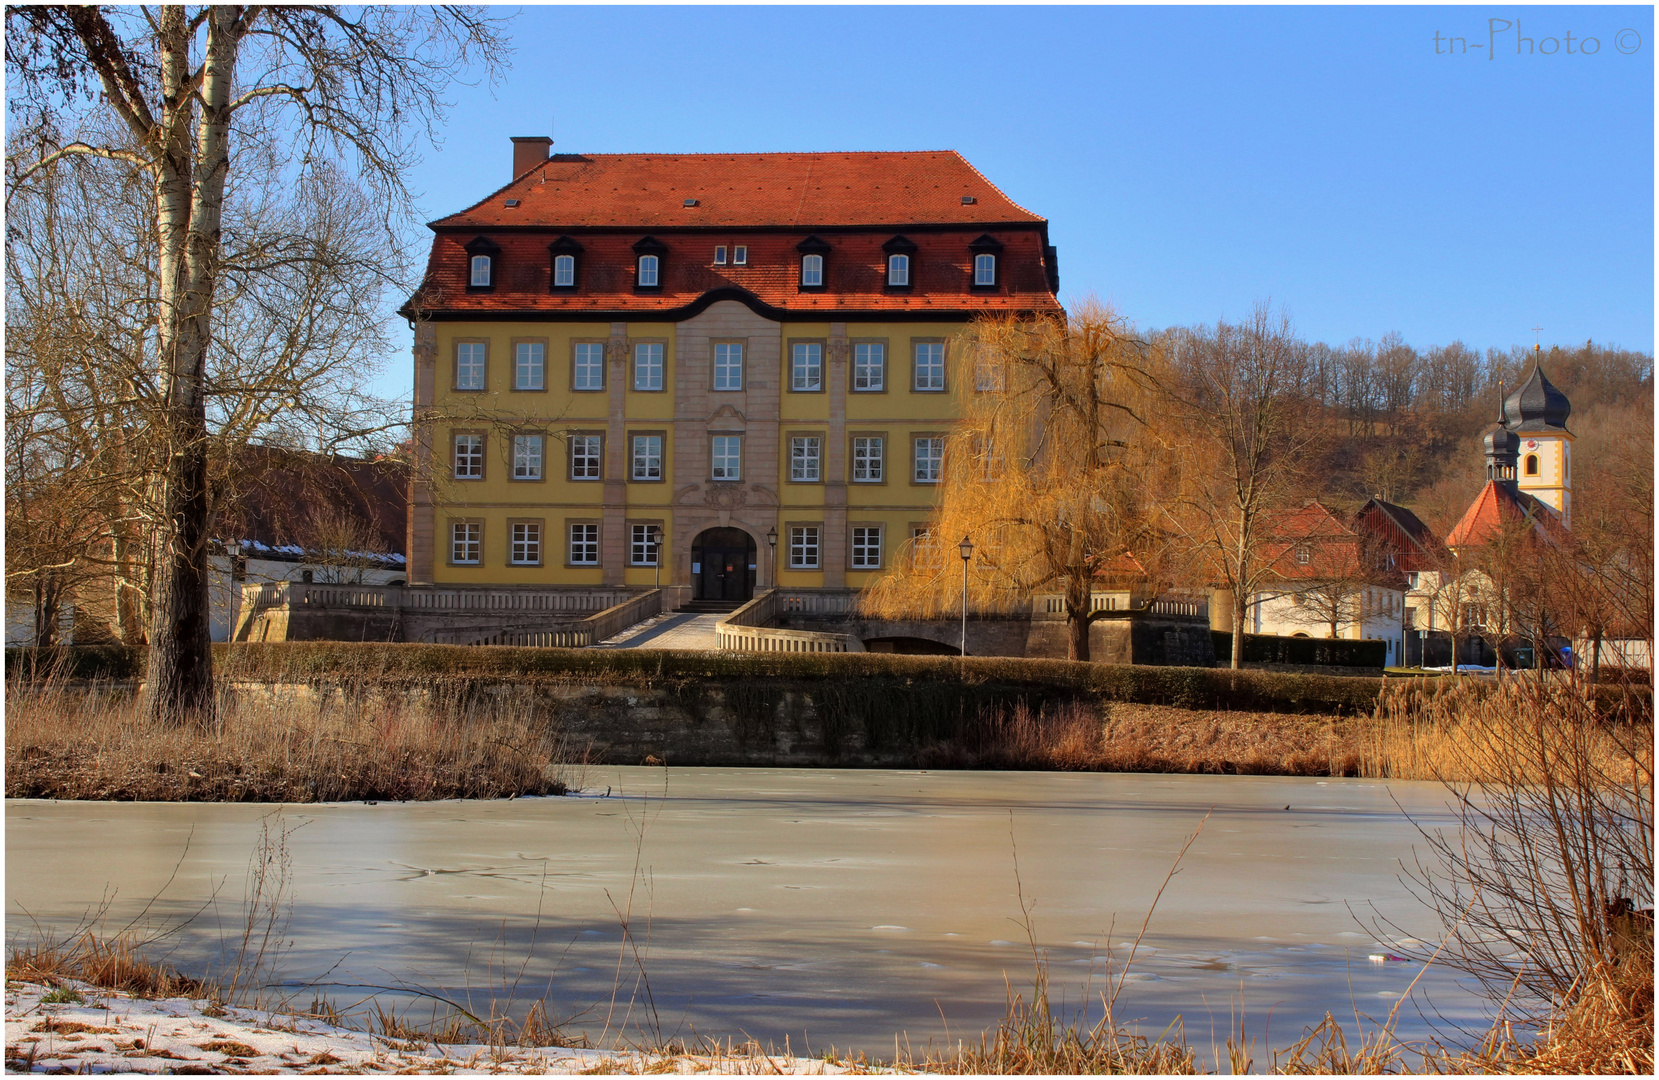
[409,228,1061,318]
[433,151,1047,230]
[1445,481,1562,548]
[1353,498,1444,572]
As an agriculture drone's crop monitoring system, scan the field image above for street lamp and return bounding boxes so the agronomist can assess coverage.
[958,535,974,658]
[766,527,778,588]
[648,525,663,589]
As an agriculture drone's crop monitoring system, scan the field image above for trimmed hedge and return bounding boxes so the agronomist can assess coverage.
[11,641,1386,716]
[11,642,1645,720]
[1211,631,1387,669]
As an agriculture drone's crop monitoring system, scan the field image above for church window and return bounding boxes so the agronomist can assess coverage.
[1525,454,1539,476]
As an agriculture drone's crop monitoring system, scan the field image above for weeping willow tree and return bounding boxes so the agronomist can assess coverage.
[861,303,1169,661]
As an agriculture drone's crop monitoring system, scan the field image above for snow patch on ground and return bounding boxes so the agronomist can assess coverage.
[5,980,896,1074]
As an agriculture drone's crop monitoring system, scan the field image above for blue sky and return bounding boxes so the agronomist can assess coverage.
[396,4,1653,379]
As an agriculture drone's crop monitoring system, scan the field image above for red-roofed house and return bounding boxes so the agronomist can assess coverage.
[403,141,1061,603]
[1242,500,1409,664]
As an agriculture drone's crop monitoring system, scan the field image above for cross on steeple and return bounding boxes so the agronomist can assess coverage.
[1531,325,1543,351]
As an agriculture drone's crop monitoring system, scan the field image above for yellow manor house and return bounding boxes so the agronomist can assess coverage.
[403,139,1062,603]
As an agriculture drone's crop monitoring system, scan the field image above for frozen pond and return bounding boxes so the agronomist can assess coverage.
[6,768,1490,1058]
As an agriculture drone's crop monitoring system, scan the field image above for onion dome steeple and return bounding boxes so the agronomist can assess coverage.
[1502,347,1572,433]
[1483,392,1519,487]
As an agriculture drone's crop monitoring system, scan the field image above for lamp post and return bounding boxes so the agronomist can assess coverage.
[766,527,778,588]
[958,535,974,658]
[649,525,663,589]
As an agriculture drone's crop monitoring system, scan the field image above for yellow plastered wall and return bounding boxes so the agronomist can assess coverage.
[429,318,969,585]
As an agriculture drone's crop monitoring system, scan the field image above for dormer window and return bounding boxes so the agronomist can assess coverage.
[883,235,917,289]
[548,235,583,291]
[632,235,666,290]
[968,234,1004,289]
[732,245,748,265]
[464,235,501,292]
[714,245,728,265]
[796,235,830,291]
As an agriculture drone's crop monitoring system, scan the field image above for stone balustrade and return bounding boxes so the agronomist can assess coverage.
[717,591,864,653]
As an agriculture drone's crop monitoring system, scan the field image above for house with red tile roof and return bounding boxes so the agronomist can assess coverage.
[1241,500,1409,665]
[402,140,1061,605]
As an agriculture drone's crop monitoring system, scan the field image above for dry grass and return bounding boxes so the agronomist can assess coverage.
[918,687,1653,783]
[7,931,207,1000]
[1361,676,1653,784]
[4,676,580,801]
[919,699,1365,776]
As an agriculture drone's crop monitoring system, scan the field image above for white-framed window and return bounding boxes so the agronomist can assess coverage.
[732,245,748,265]
[851,526,883,569]
[789,526,821,570]
[450,521,481,565]
[573,342,605,391]
[512,434,544,480]
[509,522,542,566]
[1295,545,1311,565]
[974,252,996,286]
[631,434,663,481]
[568,523,599,566]
[914,342,945,391]
[636,254,659,287]
[553,254,575,288]
[975,359,1005,392]
[456,342,486,390]
[853,343,885,391]
[910,526,941,570]
[633,342,664,391]
[913,437,944,483]
[790,436,822,482]
[976,434,1005,480]
[711,435,742,481]
[714,245,728,265]
[791,342,822,392]
[714,342,744,390]
[515,342,545,390]
[570,434,602,480]
[469,255,492,287]
[630,524,660,566]
[800,253,823,287]
[453,434,483,479]
[887,253,909,286]
[852,436,884,483]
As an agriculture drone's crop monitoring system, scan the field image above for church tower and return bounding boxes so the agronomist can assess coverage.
[1502,346,1573,526]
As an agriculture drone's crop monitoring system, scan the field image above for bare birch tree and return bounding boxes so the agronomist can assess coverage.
[5,5,505,721]
[1156,305,1329,669]
[861,303,1166,661]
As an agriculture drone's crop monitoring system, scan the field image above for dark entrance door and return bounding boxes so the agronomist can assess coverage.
[691,527,756,602]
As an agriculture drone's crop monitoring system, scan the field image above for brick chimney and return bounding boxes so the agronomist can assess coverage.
[511,136,552,179]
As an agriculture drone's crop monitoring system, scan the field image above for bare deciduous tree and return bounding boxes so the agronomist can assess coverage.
[5,5,506,720]
[1156,305,1329,669]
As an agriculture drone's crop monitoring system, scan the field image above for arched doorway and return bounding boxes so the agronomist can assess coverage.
[691,527,756,602]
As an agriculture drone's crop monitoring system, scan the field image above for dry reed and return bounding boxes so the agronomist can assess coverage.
[7,931,206,1000]
[5,674,580,801]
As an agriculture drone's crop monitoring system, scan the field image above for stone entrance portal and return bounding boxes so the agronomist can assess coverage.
[691,527,756,603]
